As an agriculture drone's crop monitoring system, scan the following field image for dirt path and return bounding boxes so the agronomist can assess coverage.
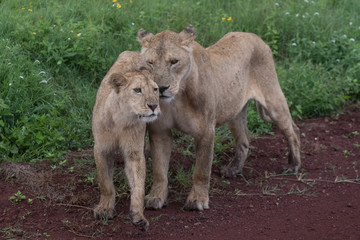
[1,106,359,239]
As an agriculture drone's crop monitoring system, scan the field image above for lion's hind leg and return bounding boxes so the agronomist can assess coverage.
[220,103,250,178]
[251,43,301,172]
[260,94,301,172]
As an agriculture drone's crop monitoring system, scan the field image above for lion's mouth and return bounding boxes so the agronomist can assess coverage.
[138,113,158,122]
[160,95,174,102]
[138,113,156,118]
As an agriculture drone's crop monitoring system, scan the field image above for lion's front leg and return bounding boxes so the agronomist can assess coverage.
[124,149,149,231]
[145,128,172,210]
[185,128,215,211]
[94,145,116,219]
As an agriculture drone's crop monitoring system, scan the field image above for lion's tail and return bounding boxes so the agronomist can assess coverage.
[256,102,273,122]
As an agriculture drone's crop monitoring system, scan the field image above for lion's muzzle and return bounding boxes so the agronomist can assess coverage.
[159,85,170,95]
[147,103,158,112]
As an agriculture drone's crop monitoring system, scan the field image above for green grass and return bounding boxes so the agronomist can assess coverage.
[0,0,359,162]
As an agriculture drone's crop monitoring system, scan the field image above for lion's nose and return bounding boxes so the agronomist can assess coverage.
[159,85,170,94]
[147,103,158,112]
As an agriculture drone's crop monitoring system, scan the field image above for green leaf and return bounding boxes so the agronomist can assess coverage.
[10,146,19,154]
[63,52,77,58]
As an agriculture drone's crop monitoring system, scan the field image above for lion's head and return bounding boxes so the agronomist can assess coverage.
[137,25,196,102]
[109,70,160,122]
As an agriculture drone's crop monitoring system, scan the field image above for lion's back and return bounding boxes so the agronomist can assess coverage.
[199,32,277,124]
[206,32,272,63]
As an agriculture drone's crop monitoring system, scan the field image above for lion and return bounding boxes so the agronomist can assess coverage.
[137,25,301,211]
[92,51,160,231]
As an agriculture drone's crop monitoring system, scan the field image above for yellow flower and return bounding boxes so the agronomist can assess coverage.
[70,30,74,33]
[28,8,32,12]
[227,17,232,21]
[21,7,25,10]
[112,0,117,2]
[130,0,133,3]
[221,17,226,21]
[116,3,121,8]
[32,32,36,35]
[77,33,81,37]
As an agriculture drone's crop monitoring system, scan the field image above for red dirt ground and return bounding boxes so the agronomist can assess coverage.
[1,106,359,240]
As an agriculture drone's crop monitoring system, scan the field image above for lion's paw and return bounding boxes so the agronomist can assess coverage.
[93,205,115,220]
[283,163,301,173]
[184,199,209,211]
[130,210,149,231]
[220,165,242,178]
[145,197,167,210]
[133,218,149,232]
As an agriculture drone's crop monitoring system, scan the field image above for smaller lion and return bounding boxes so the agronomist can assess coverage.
[92,51,160,231]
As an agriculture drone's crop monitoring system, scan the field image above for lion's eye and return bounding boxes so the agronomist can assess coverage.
[154,88,158,92]
[147,61,153,65]
[134,88,142,94]
[170,59,179,65]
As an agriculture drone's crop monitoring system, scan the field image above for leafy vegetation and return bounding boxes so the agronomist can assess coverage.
[8,190,27,203]
[0,0,359,162]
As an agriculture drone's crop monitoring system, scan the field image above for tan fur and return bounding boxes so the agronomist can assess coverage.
[138,26,301,211]
[92,51,160,231]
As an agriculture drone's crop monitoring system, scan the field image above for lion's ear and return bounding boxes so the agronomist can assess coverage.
[179,25,195,46]
[138,29,154,48]
[109,73,128,93]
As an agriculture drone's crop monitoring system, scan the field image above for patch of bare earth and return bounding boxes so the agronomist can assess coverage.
[1,106,359,239]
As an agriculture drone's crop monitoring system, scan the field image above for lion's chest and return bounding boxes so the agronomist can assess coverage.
[160,94,213,137]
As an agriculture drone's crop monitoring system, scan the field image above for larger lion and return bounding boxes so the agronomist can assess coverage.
[137,25,301,211]
[92,51,160,231]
